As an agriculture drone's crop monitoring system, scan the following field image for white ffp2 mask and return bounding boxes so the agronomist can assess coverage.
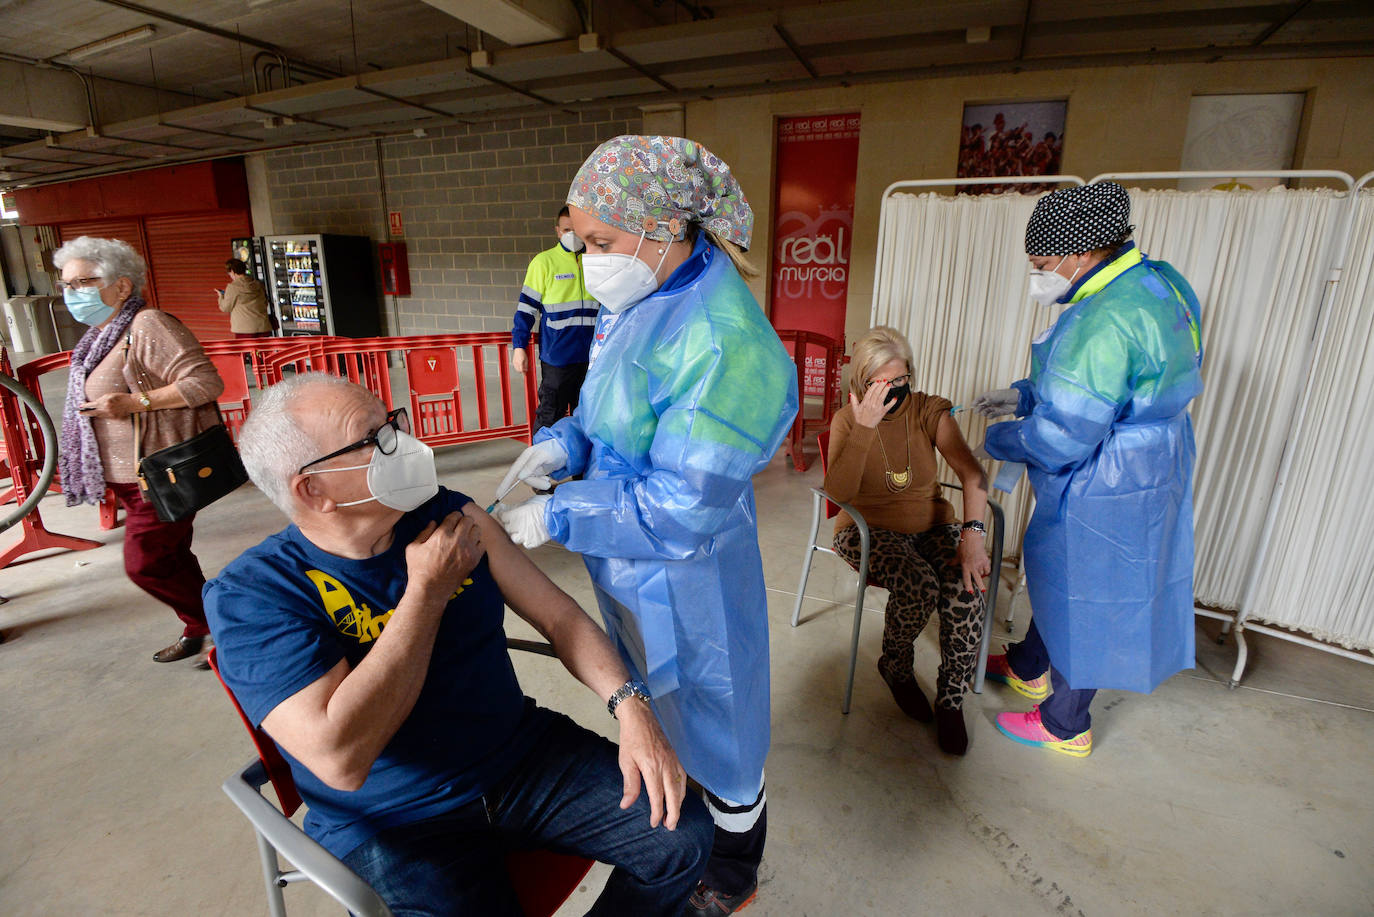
[582,232,669,314]
[1028,256,1078,307]
[308,430,439,511]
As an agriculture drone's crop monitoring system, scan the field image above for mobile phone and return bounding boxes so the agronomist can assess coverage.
[79,406,96,413]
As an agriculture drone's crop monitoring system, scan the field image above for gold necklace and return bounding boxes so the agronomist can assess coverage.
[875,410,911,492]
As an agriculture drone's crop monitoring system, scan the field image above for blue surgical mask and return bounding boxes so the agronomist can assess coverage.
[64,286,117,325]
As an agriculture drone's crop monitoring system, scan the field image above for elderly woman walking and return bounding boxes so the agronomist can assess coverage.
[56,236,225,664]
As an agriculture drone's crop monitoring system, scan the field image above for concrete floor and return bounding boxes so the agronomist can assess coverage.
[2,431,1373,916]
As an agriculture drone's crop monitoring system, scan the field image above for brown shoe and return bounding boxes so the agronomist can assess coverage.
[153,636,204,663]
[191,637,215,670]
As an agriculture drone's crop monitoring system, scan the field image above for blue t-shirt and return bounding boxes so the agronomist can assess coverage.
[203,488,545,858]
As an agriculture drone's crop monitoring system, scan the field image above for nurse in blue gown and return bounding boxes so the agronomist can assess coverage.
[978,181,1204,758]
[494,136,798,914]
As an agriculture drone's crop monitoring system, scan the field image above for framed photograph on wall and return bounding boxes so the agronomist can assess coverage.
[1179,93,1306,190]
[957,99,1067,194]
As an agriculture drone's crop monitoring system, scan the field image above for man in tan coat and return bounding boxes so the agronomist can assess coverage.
[217,258,274,337]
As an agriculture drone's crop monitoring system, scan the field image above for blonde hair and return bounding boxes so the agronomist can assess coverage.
[848,326,914,399]
[706,229,759,280]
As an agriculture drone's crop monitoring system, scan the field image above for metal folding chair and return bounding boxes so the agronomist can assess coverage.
[208,644,592,917]
[790,431,1004,714]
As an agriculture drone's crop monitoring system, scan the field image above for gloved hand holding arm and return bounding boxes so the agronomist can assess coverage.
[493,495,551,548]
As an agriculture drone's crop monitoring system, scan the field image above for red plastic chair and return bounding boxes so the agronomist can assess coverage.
[208,647,592,916]
[405,346,464,444]
[790,430,1004,713]
[208,352,253,443]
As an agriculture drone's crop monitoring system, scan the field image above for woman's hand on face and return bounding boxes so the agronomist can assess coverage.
[79,392,140,420]
[954,532,991,594]
[850,381,890,429]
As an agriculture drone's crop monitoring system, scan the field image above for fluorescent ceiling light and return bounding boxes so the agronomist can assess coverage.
[64,25,157,62]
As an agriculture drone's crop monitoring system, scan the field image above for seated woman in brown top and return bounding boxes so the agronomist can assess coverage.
[823,326,990,755]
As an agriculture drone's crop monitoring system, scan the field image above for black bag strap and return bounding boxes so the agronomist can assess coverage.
[127,330,227,473]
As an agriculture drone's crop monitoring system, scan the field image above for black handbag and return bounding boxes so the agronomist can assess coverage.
[134,408,249,523]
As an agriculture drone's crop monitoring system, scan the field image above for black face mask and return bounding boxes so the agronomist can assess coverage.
[884,383,910,413]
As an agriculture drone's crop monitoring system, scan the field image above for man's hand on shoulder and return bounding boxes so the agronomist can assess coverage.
[404,509,485,606]
[614,697,687,831]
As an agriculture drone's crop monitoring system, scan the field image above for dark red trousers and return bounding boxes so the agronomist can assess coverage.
[108,482,210,639]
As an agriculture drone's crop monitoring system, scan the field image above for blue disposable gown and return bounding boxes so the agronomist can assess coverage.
[985,245,1204,692]
[536,237,799,802]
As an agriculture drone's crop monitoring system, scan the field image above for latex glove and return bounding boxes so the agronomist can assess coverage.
[494,495,552,549]
[973,388,1019,418]
[496,439,568,500]
[971,440,992,461]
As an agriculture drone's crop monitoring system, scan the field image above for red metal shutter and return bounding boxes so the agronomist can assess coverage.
[57,219,156,308]
[143,211,253,340]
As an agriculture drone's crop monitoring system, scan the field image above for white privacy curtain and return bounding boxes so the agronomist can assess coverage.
[1248,190,1374,647]
[1127,188,1347,609]
[870,186,1360,643]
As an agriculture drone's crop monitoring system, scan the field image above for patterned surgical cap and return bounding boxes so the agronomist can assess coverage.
[567,135,753,250]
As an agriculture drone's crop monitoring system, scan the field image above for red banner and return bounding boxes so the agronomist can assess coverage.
[769,112,861,396]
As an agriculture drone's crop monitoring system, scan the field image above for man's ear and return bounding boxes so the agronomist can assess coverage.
[291,471,336,515]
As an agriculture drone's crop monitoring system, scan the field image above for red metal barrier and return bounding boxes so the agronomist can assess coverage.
[397,334,534,446]
[776,330,846,472]
[1,348,102,567]
[7,331,541,567]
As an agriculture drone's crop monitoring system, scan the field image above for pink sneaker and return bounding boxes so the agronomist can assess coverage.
[985,654,1050,701]
[995,707,1092,757]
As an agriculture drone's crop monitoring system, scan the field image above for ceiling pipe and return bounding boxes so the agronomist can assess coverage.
[90,0,343,94]
[0,50,102,131]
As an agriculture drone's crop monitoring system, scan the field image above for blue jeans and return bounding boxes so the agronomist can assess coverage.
[342,707,713,916]
[1005,621,1096,739]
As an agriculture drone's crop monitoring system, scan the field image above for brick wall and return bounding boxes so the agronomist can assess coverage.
[262,106,642,335]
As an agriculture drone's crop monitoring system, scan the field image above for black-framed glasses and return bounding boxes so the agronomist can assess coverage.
[864,373,911,390]
[298,408,410,474]
[56,276,106,293]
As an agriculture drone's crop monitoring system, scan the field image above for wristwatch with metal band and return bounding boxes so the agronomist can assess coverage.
[136,393,151,410]
[607,679,651,719]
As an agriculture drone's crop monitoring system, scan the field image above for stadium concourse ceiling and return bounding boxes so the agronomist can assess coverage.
[1,0,1371,189]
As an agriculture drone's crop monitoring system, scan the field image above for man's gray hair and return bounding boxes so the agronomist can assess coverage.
[53,236,147,293]
[238,372,368,516]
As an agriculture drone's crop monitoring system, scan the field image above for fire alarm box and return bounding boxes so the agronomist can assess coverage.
[379,242,411,296]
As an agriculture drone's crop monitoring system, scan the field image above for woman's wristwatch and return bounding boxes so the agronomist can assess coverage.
[607,679,652,719]
[960,519,987,538]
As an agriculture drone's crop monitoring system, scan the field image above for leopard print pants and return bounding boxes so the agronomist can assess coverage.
[833,523,985,711]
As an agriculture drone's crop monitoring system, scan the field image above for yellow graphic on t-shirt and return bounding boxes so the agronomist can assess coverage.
[305,569,474,643]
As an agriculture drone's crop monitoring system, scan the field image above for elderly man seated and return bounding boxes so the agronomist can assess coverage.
[204,373,712,916]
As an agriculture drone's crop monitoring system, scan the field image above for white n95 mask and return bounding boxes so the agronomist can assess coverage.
[582,231,670,314]
[560,230,585,253]
[1028,255,1078,307]
[310,431,439,511]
